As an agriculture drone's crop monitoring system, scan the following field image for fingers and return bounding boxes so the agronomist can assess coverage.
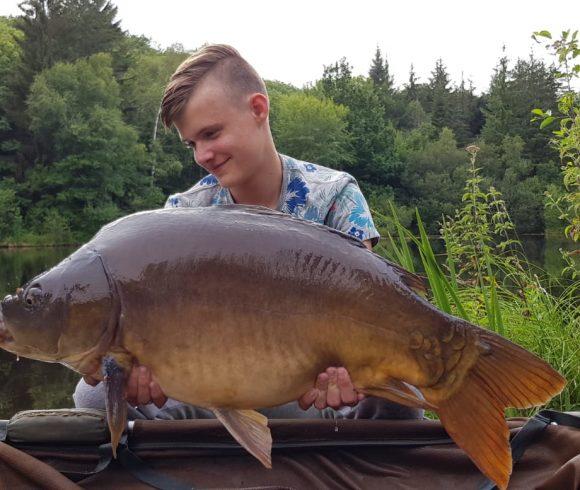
[126,365,168,408]
[150,378,168,409]
[314,372,329,410]
[301,367,363,411]
[125,365,139,406]
[298,389,317,410]
[126,365,151,406]
[137,366,151,406]
[337,367,358,406]
[326,368,341,408]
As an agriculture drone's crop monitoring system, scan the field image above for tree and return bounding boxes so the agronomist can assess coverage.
[15,0,122,80]
[532,29,580,276]
[404,64,419,101]
[369,46,394,93]
[271,92,354,167]
[0,17,24,179]
[121,47,190,188]
[0,184,23,242]
[483,54,559,163]
[266,79,300,135]
[428,58,452,132]
[25,53,160,236]
[317,58,401,187]
[399,128,469,230]
[475,136,547,233]
[482,55,512,146]
[8,0,125,182]
[509,55,559,162]
[319,57,353,106]
[448,78,481,147]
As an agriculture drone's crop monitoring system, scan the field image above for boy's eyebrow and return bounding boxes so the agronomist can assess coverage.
[191,124,222,142]
[181,124,222,147]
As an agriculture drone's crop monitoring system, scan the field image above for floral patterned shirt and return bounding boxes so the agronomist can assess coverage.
[165,154,380,245]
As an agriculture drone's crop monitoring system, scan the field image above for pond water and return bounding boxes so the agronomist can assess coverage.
[0,246,79,420]
[0,236,574,419]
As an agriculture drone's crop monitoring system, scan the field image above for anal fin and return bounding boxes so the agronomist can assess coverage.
[359,378,436,410]
[102,355,128,458]
[212,408,272,468]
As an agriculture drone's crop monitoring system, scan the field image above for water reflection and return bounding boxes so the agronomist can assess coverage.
[0,246,79,419]
[520,235,574,279]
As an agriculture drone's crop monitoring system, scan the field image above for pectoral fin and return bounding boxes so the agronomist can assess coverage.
[102,355,128,458]
[359,378,436,410]
[212,408,272,468]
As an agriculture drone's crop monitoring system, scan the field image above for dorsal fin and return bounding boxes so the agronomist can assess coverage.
[397,266,427,294]
[379,258,428,295]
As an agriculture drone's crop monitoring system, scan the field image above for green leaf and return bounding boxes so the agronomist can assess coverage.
[540,116,555,129]
[535,30,552,39]
[531,108,545,116]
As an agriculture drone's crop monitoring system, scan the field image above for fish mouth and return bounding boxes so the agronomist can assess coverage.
[0,308,15,345]
[0,304,57,360]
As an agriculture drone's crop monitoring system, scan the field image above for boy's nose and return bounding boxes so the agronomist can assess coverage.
[194,144,215,165]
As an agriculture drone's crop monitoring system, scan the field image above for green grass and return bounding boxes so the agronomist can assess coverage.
[372,204,580,414]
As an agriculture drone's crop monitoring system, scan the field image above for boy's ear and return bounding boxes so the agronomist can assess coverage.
[249,93,269,122]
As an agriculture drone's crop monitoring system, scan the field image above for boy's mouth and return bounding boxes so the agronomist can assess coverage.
[212,157,230,173]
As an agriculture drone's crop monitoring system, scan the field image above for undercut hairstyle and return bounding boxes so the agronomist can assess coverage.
[161,44,267,128]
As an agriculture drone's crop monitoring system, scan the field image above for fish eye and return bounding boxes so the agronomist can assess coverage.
[24,286,43,306]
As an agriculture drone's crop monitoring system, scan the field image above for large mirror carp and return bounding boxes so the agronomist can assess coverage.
[0,205,565,489]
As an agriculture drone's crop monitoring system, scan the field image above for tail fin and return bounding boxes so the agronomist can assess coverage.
[434,330,566,490]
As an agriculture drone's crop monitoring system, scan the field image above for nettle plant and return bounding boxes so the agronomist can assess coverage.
[532,29,579,278]
[441,145,523,283]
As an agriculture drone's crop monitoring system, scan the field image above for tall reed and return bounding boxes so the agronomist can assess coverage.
[372,147,579,414]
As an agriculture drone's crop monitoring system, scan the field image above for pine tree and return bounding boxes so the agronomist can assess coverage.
[369,46,386,86]
[404,64,419,101]
[482,55,512,146]
[15,1,122,90]
[321,57,353,106]
[448,77,481,146]
[368,46,394,93]
[319,58,400,187]
[483,53,559,163]
[428,58,452,131]
[10,0,125,180]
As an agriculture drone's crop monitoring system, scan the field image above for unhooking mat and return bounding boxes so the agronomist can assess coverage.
[0,408,578,489]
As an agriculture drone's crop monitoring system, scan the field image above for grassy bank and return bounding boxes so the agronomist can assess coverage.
[371,193,579,415]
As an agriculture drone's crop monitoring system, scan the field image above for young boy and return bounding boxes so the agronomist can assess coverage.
[74,44,422,420]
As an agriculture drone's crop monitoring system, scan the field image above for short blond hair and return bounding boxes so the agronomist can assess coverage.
[161,44,267,128]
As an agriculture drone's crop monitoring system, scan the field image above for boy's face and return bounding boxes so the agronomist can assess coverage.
[174,77,269,189]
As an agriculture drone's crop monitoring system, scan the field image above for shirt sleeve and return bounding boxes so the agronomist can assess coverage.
[325,182,380,246]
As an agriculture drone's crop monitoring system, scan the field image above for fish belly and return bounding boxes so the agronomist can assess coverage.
[121,302,419,410]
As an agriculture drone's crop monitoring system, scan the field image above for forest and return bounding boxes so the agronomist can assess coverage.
[0,0,573,243]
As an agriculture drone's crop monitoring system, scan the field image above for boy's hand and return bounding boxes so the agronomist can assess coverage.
[83,365,168,409]
[126,365,168,408]
[298,367,364,410]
